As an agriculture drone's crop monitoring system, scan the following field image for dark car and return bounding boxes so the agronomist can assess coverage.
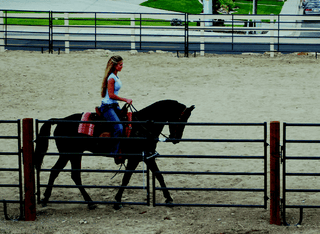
[302,0,319,8]
[304,2,320,14]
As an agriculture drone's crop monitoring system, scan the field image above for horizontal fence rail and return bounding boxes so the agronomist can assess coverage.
[153,122,268,208]
[0,120,23,220]
[1,10,320,56]
[282,122,320,225]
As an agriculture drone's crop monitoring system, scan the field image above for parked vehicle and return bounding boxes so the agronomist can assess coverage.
[171,18,183,26]
[302,0,319,8]
[304,2,320,14]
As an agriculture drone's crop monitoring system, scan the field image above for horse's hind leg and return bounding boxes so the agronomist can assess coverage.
[114,159,139,210]
[41,156,69,207]
[70,157,96,210]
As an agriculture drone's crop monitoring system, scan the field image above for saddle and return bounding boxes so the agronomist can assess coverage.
[94,105,132,138]
[78,105,132,137]
[78,105,132,165]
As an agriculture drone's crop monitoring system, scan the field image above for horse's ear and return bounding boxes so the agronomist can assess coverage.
[189,105,195,111]
[181,105,195,120]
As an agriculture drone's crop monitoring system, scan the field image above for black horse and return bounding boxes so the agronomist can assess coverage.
[34,100,195,210]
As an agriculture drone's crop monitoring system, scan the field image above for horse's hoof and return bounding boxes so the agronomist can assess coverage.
[40,199,48,208]
[113,203,123,210]
[165,199,174,207]
[88,203,97,210]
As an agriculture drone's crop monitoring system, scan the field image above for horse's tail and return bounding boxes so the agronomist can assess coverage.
[34,119,58,171]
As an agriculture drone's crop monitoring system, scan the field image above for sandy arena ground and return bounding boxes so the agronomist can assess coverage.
[1,50,320,233]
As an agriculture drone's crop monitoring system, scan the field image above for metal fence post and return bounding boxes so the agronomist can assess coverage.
[270,121,281,225]
[23,118,36,221]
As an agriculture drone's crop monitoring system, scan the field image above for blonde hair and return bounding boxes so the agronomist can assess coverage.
[101,55,123,98]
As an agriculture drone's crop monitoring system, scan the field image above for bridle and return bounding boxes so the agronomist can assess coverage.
[168,106,195,141]
[128,104,169,139]
[168,107,188,138]
[129,104,190,141]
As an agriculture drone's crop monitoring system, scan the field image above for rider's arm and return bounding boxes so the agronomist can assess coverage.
[108,78,132,104]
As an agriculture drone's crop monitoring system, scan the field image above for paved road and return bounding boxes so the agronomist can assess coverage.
[0,0,176,13]
[0,0,301,14]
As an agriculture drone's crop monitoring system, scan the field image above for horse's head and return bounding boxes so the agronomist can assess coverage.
[132,100,195,145]
[169,105,195,144]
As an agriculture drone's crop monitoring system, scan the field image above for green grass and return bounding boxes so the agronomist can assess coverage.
[141,0,284,15]
[233,0,284,15]
[4,17,198,26]
[141,0,203,14]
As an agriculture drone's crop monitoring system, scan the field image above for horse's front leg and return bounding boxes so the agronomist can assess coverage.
[146,157,173,205]
[114,159,139,210]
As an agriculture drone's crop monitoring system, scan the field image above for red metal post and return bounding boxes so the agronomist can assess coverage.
[23,118,36,221]
[270,121,281,225]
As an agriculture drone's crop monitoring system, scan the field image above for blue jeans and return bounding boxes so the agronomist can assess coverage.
[100,103,123,154]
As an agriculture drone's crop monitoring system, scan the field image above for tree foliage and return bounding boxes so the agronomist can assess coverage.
[212,0,236,13]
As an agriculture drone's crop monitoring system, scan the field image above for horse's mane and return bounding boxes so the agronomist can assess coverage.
[134,100,186,121]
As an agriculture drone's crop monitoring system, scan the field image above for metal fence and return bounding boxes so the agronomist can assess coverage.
[34,120,268,210]
[153,122,268,208]
[1,10,320,56]
[282,123,320,225]
[0,120,23,220]
[8,118,320,224]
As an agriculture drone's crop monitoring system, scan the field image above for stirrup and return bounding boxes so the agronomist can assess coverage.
[145,151,159,160]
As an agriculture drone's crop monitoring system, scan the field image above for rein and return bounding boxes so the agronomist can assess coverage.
[110,163,123,179]
[130,104,189,141]
[129,104,169,140]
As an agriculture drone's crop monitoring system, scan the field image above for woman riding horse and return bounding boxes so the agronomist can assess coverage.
[34,100,195,210]
[99,55,132,157]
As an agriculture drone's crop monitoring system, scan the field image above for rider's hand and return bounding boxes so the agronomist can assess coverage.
[126,99,133,104]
